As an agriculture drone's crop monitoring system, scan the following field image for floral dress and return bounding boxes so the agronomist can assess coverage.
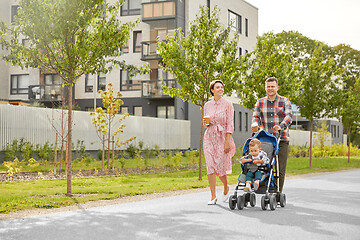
[203,97,236,176]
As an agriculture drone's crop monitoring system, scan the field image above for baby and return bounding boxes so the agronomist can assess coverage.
[239,138,270,192]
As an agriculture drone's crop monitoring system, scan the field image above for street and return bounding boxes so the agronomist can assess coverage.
[1,169,360,240]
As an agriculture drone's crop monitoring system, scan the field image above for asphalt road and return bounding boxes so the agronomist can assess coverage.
[1,169,360,240]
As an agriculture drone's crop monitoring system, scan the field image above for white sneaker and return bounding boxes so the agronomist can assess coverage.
[254,180,260,191]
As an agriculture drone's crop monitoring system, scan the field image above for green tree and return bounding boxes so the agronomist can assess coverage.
[238,32,300,109]
[314,120,331,156]
[90,83,135,171]
[337,76,360,163]
[0,0,147,195]
[293,44,343,167]
[157,6,241,180]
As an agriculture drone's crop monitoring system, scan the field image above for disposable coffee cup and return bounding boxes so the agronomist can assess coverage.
[204,115,210,125]
[251,122,259,132]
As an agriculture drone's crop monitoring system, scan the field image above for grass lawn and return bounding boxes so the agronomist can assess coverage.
[1,156,359,213]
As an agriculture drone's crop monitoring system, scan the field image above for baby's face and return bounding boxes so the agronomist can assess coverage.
[249,145,260,157]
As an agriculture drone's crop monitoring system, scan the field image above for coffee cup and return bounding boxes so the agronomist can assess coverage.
[204,115,210,126]
[251,122,259,132]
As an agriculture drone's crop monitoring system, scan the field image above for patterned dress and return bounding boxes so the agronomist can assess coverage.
[203,98,236,176]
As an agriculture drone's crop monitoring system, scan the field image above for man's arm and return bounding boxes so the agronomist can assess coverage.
[252,99,261,132]
[279,98,292,130]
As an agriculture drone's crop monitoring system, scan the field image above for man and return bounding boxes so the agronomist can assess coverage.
[251,77,292,193]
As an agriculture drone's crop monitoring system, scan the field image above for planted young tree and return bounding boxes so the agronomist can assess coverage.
[238,32,300,109]
[314,120,331,156]
[293,44,343,167]
[0,0,147,195]
[91,83,135,172]
[157,6,241,180]
[337,76,360,163]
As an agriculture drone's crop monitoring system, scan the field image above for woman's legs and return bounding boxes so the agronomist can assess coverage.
[219,174,229,195]
[207,173,216,200]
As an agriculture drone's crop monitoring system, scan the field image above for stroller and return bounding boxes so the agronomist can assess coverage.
[228,130,286,211]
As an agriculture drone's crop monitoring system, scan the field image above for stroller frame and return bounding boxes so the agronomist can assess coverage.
[228,130,286,211]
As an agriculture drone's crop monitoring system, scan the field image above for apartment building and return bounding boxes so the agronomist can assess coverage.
[0,0,259,148]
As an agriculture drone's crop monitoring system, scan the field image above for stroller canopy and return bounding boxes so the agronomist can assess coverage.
[242,130,279,156]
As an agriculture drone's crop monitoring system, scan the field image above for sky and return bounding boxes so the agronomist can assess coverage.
[244,0,360,50]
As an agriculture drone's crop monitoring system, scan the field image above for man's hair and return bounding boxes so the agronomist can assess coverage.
[266,77,278,85]
[249,138,261,148]
[209,80,224,96]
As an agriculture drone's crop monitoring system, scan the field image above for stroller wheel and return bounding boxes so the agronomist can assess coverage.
[237,195,245,210]
[279,193,286,207]
[250,193,256,207]
[269,195,277,211]
[261,196,267,210]
[229,195,236,210]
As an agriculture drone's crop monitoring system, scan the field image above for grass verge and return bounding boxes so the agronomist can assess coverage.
[1,156,359,214]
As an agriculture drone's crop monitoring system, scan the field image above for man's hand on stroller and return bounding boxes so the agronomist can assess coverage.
[273,125,281,132]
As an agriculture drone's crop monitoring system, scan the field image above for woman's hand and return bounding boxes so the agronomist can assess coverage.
[224,140,230,153]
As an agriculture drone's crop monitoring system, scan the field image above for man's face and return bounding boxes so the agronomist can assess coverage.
[265,81,279,98]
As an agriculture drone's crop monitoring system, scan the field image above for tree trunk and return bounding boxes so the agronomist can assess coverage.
[309,120,313,168]
[54,132,58,174]
[112,136,115,171]
[102,135,105,171]
[66,83,73,197]
[59,142,64,173]
[107,119,111,170]
[348,126,351,163]
[198,102,205,181]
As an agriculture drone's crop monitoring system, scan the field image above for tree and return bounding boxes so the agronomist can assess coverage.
[293,44,343,167]
[314,120,331,156]
[0,0,147,195]
[337,76,360,163]
[157,6,241,180]
[238,32,300,109]
[90,83,135,171]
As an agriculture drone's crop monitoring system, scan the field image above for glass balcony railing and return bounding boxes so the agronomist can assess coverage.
[141,41,162,61]
[142,0,176,20]
[141,79,176,98]
[28,84,64,101]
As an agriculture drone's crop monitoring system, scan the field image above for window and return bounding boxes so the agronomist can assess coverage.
[98,72,106,91]
[85,74,95,92]
[157,106,175,119]
[207,0,210,18]
[239,112,242,132]
[245,50,248,54]
[245,18,248,37]
[134,106,143,116]
[133,31,142,53]
[10,74,29,95]
[121,106,129,114]
[239,47,242,56]
[22,39,29,47]
[245,112,249,132]
[228,10,241,34]
[44,74,62,85]
[11,5,19,22]
[120,70,143,91]
[122,40,130,54]
[121,0,141,16]
[337,126,339,138]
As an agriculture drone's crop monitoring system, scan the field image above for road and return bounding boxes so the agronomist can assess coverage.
[1,169,360,240]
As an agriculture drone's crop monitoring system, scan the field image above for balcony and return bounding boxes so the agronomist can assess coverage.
[28,84,64,102]
[141,79,176,98]
[142,0,176,21]
[141,41,162,61]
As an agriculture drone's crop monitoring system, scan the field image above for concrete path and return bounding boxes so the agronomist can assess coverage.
[1,169,360,240]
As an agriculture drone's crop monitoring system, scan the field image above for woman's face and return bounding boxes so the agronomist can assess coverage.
[212,82,224,97]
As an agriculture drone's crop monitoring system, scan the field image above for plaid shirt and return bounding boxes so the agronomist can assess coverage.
[252,94,292,141]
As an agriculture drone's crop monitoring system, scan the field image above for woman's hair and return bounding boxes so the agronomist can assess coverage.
[209,80,224,96]
[249,138,261,148]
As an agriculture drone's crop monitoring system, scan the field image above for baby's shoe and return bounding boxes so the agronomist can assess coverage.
[254,180,260,191]
[244,182,251,192]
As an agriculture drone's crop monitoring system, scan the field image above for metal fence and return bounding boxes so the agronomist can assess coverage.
[0,104,190,151]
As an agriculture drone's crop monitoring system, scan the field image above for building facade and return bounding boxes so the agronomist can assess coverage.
[0,0,260,149]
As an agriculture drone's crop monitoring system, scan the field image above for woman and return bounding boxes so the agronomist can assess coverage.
[203,80,236,205]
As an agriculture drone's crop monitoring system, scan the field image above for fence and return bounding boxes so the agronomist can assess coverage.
[0,104,191,151]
